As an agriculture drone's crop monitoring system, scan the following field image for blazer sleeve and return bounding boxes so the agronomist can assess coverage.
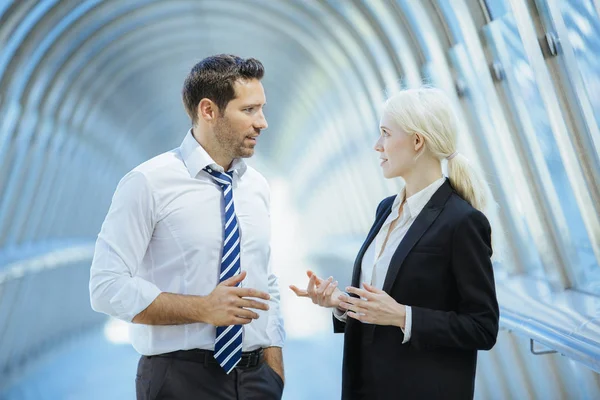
[333,310,346,333]
[410,209,499,350]
[332,196,395,334]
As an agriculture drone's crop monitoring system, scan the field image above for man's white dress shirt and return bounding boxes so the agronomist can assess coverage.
[90,130,285,356]
[335,177,446,343]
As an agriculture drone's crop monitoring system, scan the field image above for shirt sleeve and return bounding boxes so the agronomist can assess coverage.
[266,255,285,348]
[401,305,412,343]
[89,171,162,322]
[333,306,348,322]
[264,185,285,348]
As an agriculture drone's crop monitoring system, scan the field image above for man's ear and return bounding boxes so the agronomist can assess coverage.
[414,133,425,152]
[197,98,218,122]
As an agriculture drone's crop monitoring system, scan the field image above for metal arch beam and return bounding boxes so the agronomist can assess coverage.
[408,0,522,278]
[282,0,430,216]
[74,23,376,148]
[65,28,376,165]
[49,15,370,159]
[0,0,392,205]
[440,0,577,284]
[0,0,464,250]
[0,0,376,164]
[13,50,325,243]
[0,0,17,22]
[0,0,440,248]
[0,0,61,83]
[53,35,352,228]
[0,1,370,239]
[3,0,107,102]
[32,0,376,130]
[314,0,391,91]
[8,50,380,241]
[0,1,150,244]
[25,0,165,114]
[359,0,422,88]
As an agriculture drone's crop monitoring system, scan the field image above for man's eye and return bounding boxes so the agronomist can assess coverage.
[244,108,254,112]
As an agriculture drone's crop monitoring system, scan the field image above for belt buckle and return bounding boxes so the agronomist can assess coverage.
[239,351,256,369]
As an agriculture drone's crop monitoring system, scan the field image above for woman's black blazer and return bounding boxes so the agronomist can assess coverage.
[333,179,499,400]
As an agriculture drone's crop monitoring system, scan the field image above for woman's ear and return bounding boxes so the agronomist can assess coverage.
[414,133,425,152]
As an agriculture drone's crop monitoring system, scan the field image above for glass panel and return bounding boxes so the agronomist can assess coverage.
[484,0,511,20]
[436,0,464,42]
[449,44,546,279]
[487,14,600,293]
[560,0,600,152]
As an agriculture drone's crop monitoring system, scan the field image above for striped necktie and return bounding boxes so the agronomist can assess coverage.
[204,166,242,374]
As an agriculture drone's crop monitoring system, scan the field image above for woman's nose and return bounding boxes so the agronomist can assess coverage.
[374,137,383,152]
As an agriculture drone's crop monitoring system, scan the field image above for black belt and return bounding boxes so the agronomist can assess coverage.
[153,348,264,369]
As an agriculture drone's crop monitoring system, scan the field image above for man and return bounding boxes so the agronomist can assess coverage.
[89,54,285,400]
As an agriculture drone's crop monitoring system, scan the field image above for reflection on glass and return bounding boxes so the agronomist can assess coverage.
[495,14,599,293]
[484,0,510,20]
[449,42,543,278]
[560,0,600,153]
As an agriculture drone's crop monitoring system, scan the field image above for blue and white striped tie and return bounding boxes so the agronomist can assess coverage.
[204,166,242,374]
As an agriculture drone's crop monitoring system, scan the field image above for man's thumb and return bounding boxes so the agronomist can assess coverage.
[222,270,246,286]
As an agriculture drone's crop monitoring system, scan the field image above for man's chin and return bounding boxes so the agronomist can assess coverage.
[238,148,255,158]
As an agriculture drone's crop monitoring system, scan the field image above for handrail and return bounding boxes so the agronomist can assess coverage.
[0,240,94,279]
[311,237,600,374]
[0,240,103,390]
[497,276,600,373]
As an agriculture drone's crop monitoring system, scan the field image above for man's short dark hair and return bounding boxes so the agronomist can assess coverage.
[182,54,265,123]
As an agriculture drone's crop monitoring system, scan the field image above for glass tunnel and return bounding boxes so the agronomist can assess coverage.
[0,0,599,399]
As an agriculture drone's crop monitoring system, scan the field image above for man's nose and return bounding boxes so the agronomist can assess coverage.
[255,111,268,130]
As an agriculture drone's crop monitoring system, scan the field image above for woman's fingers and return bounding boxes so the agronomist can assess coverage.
[289,285,309,297]
[317,277,332,296]
[307,274,318,303]
[316,277,333,306]
[323,281,339,306]
[291,271,340,308]
[339,296,369,313]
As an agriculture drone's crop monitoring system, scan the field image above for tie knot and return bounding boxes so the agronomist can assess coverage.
[204,166,233,188]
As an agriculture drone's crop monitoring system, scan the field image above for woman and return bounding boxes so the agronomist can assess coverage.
[290,87,499,400]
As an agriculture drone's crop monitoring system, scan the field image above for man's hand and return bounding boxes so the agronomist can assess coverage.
[289,270,343,309]
[203,271,271,327]
[338,283,406,328]
[263,346,284,385]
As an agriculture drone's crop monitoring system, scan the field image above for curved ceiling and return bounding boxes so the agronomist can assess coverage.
[0,0,457,248]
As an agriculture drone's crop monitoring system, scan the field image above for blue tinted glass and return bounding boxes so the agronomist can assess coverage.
[561,0,600,146]
[448,43,546,278]
[494,14,600,292]
[436,0,464,42]
[485,0,510,19]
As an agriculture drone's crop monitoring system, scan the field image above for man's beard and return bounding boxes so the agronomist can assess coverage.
[214,116,255,159]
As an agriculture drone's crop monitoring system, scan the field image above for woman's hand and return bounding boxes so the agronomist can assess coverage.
[289,270,343,309]
[338,283,406,328]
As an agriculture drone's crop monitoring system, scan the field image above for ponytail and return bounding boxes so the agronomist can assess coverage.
[446,153,489,213]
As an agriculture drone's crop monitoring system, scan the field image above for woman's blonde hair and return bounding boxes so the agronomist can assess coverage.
[383,87,492,214]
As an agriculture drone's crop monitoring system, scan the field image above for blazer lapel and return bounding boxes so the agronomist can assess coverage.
[382,179,453,293]
[351,196,395,288]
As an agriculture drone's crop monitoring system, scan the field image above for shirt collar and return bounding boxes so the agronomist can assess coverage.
[179,129,247,178]
[393,176,446,219]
